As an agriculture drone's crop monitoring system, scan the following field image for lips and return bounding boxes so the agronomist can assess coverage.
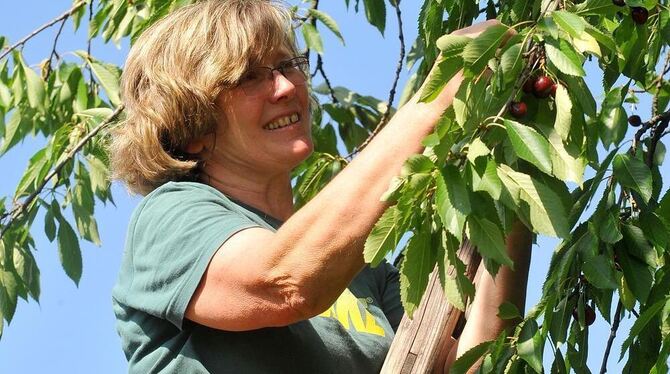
[264,113,300,130]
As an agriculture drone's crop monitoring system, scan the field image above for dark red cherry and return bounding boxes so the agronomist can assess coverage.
[631,7,649,25]
[612,0,625,6]
[628,115,642,127]
[533,76,554,98]
[509,101,527,118]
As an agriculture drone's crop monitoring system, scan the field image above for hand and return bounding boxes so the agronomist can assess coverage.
[450,19,504,38]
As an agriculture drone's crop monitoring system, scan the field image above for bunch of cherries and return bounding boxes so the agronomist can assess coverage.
[508,75,557,119]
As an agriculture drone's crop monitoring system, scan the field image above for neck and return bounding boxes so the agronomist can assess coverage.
[200,162,295,222]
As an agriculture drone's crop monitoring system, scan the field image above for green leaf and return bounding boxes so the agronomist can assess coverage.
[613,154,653,203]
[517,319,544,372]
[441,165,471,216]
[471,158,502,200]
[546,127,586,185]
[450,340,494,374]
[0,270,18,322]
[419,57,464,103]
[87,155,108,194]
[435,172,466,242]
[307,9,344,45]
[620,299,667,360]
[615,244,653,303]
[552,10,586,39]
[435,34,472,58]
[500,43,523,86]
[466,216,513,269]
[639,212,669,251]
[76,52,121,106]
[21,61,45,112]
[12,245,40,301]
[362,0,386,35]
[364,207,401,266]
[399,227,435,318]
[497,166,571,238]
[498,301,521,320]
[301,23,324,54]
[401,154,435,176]
[57,219,82,285]
[462,24,510,75]
[504,119,553,175]
[466,138,490,163]
[44,205,57,242]
[622,223,657,268]
[439,231,474,311]
[571,0,618,16]
[545,39,586,76]
[582,255,618,289]
[553,84,572,141]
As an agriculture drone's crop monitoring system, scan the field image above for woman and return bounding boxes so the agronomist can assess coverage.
[110,1,532,373]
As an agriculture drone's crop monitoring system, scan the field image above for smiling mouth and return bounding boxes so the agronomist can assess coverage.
[264,113,300,130]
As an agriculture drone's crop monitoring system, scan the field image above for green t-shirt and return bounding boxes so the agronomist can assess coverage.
[112,181,403,373]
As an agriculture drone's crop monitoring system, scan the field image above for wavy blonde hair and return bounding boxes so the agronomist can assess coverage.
[110,0,299,195]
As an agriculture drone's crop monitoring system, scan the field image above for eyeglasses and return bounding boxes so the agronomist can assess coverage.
[236,56,309,97]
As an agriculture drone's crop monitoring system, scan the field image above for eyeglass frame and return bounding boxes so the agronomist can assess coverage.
[234,56,310,97]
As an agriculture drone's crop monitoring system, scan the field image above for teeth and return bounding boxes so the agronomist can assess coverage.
[266,113,300,130]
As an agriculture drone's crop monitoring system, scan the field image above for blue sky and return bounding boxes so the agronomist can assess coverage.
[0,1,665,373]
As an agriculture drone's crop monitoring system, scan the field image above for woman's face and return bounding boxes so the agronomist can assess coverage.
[208,52,313,176]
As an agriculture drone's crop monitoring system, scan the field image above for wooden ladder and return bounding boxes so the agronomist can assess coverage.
[381,241,481,374]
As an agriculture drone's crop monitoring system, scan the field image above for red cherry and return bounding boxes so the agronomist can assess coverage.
[509,101,527,118]
[628,115,642,127]
[572,305,596,326]
[584,305,596,326]
[522,77,536,93]
[533,76,554,98]
[612,0,625,6]
[631,7,649,24]
[550,84,557,97]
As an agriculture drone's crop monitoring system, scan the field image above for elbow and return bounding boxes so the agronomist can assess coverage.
[269,274,331,325]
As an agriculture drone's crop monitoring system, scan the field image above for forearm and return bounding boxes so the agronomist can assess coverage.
[448,221,532,370]
[269,73,465,313]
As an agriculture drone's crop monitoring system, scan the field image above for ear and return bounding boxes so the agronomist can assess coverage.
[184,138,206,154]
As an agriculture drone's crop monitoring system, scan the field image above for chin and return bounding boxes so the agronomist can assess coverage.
[291,138,314,165]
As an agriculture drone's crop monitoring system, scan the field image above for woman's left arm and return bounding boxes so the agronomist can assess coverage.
[445,220,533,372]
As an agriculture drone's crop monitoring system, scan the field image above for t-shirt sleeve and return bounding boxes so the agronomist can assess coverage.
[120,184,260,329]
[380,261,403,332]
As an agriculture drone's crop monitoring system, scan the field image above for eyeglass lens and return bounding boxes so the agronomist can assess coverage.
[239,57,309,97]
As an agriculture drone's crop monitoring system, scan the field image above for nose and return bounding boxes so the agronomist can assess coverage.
[269,70,296,102]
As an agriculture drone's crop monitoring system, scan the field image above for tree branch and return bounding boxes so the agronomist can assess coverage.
[0,0,87,61]
[347,0,405,158]
[600,301,623,374]
[633,109,670,151]
[0,105,124,241]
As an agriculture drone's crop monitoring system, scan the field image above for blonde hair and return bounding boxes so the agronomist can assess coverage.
[110,0,299,195]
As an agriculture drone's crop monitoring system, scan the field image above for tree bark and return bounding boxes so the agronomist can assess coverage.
[381,240,481,374]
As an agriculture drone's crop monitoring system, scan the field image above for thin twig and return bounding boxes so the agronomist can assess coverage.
[43,18,67,79]
[347,0,405,158]
[87,0,94,87]
[314,55,338,103]
[0,0,87,61]
[600,301,624,374]
[0,105,124,241]
[303,0,319,60]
